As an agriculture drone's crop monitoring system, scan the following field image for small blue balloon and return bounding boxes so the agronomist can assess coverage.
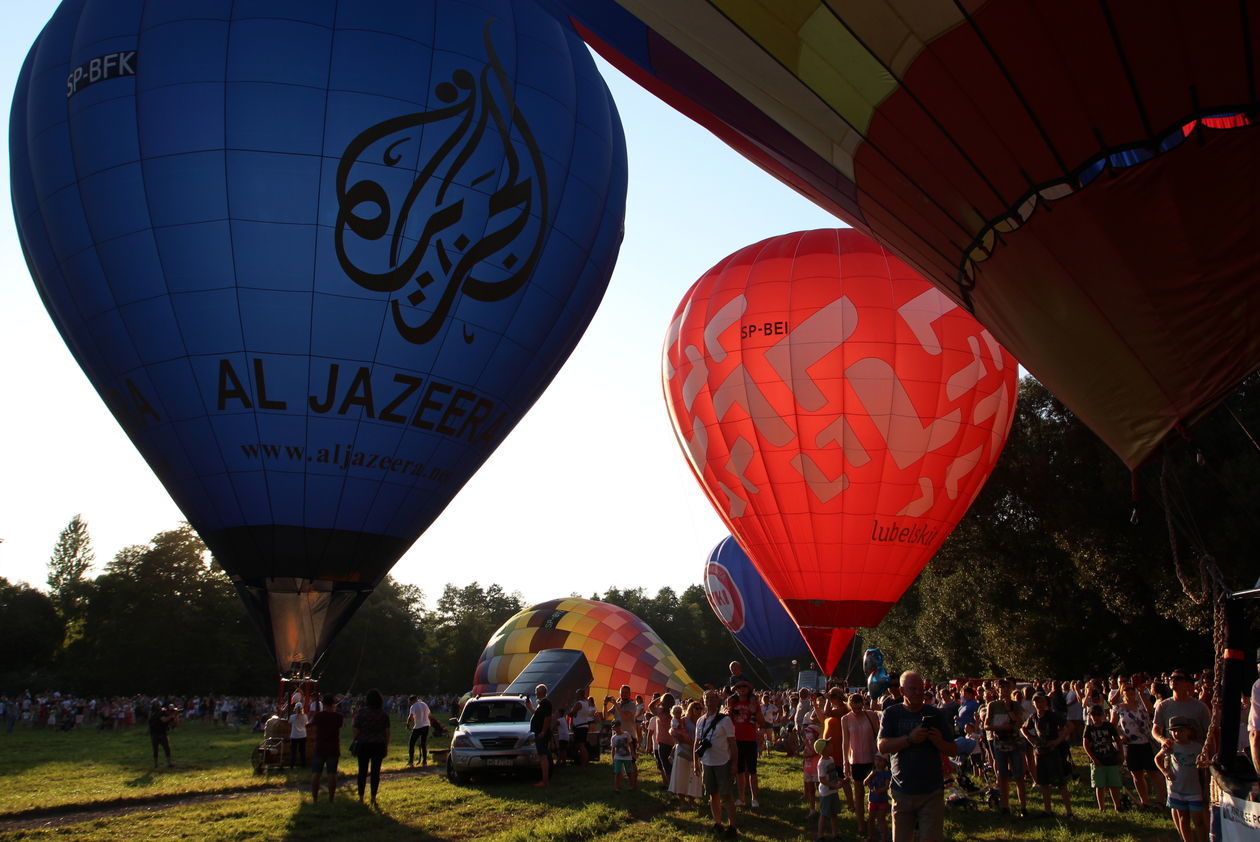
[864,648,890,697]
[11,0,628,671]
[703,536,810,661]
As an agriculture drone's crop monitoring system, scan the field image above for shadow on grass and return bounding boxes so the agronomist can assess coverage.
[282,794,444,841]
[942,802,1183,842]
[123,771,154,789]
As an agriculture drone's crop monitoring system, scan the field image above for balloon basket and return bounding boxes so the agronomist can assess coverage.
[277,676,320,717]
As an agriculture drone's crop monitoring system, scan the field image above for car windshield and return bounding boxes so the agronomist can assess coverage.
[461,701,528,724]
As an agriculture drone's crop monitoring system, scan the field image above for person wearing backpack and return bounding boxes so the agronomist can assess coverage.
[694,690,738,838]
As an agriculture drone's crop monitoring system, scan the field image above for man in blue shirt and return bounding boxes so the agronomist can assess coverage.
[956,685,980,730]
[877,671,958,842]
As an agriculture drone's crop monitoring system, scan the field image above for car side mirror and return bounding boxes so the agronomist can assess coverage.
[448,718,459,727]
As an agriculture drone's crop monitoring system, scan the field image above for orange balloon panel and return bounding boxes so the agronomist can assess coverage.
[472,598,704,703]
[663,229,1017,672]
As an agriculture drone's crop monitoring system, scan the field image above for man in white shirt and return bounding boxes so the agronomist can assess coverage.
[570,688,596,766]
[406,695,432,766]
[694,690,739,838]
[794,688,816,730]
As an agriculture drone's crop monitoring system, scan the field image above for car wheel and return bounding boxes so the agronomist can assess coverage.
[446,756,466,785]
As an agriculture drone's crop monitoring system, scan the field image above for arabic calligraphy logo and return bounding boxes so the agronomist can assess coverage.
[334,22,548,345]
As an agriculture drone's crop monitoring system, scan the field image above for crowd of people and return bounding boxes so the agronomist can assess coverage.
[518,662,1223,842]
[3,666,1237,841]
[0,691,460,735]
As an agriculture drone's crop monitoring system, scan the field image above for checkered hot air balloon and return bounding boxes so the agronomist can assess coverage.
[472,599,703,702]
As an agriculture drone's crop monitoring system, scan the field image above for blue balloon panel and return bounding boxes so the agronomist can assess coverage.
[11,0,628,670]
[703,536,809,662]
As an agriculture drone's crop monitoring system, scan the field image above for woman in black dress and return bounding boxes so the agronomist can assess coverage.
[353,689,392,807]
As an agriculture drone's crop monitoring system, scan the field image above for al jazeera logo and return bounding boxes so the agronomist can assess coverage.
[334,21,548,346]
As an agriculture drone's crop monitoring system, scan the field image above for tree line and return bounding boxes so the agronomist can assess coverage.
[1,376,1255,695]
[0,520,743,696]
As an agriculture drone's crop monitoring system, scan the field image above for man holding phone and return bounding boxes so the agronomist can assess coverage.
[877,671,958,842]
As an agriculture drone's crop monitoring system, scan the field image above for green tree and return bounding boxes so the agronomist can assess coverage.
[865,376,1259,680]
[0,577,64,684]
[318,577,429,693]
[62,525,271,694]
[424,583,523,693]
[46,514,94,622]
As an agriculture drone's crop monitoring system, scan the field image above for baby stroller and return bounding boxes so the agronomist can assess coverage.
[251,735,289,774]
[949,739,1001,809]
[944,742,984,811]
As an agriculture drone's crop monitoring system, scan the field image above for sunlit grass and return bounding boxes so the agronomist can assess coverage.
[0,723,1183,840]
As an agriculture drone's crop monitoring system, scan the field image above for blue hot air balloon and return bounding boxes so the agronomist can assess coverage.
[703,536,810,662]
[10,0,628,673]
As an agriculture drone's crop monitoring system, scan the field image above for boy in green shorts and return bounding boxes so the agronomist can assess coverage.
[611,720,637,791]
[1082,704,1123,810]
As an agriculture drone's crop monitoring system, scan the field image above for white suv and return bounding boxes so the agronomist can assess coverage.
[446,694,541,783]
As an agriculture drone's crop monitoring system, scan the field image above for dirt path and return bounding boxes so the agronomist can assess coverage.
[0,765,443,832]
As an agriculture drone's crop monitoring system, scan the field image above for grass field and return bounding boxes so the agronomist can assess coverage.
[0,722,1183,840]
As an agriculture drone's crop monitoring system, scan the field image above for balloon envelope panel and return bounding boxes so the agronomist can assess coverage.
[11,0,628,669]
[663,229,1017,673]
[704,536,808,661]
[546,0,1260,469]
[472,598,703,703]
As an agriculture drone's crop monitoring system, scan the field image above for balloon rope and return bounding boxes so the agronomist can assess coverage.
[346,624,369,696]
[844,635,861,688]
[726,631,775,689]
[1226,405,1260,453]
[1160,452,1229,765]
[1160,454,1224,603]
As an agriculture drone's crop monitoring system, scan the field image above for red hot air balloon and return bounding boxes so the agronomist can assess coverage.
[662,229,1018,673]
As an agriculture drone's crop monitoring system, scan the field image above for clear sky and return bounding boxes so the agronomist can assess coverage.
[0,2,841,606]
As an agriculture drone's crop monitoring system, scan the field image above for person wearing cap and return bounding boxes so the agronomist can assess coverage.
[728,680,765,808]
[1152,670,1210,756]
[1082,703,1124,811]
[814,737,842,841]
[288,702,308,768]
[876,671,957,842]
[1156,715,1207,842]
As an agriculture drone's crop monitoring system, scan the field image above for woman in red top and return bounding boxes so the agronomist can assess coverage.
[309,693,343,803]
[728,681,766,808]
